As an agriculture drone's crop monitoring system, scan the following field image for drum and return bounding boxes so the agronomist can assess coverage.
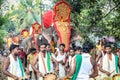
[103,77,112,80]
[112,74,120,80]
[64,77,71,80]
[43,72,58,80]
[19,75,30,80]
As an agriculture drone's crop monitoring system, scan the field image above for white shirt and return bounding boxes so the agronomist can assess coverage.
[77,54,92,80]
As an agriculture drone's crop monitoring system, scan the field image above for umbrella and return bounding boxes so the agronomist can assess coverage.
[43,10,54,28]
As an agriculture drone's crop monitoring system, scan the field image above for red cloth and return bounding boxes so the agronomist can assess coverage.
[43,10,54,28]
[19,50,26,59]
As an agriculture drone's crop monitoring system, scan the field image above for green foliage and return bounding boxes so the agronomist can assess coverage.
[0,16,8,49]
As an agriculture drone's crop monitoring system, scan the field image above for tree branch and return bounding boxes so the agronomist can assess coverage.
[103,1,120,18]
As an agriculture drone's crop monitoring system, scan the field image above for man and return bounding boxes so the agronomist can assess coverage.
[18,47,27,68]
[46,43,55,71]
[65,47,75,73]
[3,44,26,80]
[96,38,107,63]
[46,43,53,56]
[27,48,37,80]
[32,43,58,80]
[62,41,98,80]
[53,43,66,78]
[116,42,120,57]
[66,48,75,67]
[19,47,26,62]
[74,46,82,54]
[46,43,52,53]
[96,40,103,54]
[99,43,120,79]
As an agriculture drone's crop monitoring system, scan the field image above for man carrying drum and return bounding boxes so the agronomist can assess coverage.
[3,44,28,80]
[32,43,58,80]
[99,43,120,80]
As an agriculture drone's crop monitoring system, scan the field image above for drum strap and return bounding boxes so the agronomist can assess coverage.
[40,53,47,73]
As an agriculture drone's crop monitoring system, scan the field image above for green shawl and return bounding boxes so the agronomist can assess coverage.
[71,54,82,80]
[47,52,51,72]
[18,57,25,77]
[115,54,119,73]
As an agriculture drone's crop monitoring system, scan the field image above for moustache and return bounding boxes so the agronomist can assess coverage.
[42,50,46,53]
[14,53,18,56]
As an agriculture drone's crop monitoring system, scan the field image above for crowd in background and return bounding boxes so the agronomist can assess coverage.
[1,37,120,80]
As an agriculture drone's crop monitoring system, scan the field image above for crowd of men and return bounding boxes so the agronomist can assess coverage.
[2,38,120,80]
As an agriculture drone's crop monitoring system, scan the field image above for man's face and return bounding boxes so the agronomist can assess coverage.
[40,45,46,53]
[59,45,65,51]
[105,47,111,54]
[75,50,81,54]
[117,48,120,53]
[46,45,51,52]
[32,51,36,54]
[13,47,20,56]
[69,50,74,56]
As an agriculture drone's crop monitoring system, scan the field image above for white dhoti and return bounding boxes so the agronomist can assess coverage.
[38,77,43,80]
[100,54,117,79]
[38,53,54,80]
[8,54,25,80]
[59,64,65,78]
[52,52,66,78]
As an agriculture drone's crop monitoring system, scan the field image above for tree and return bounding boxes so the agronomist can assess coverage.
[0,0,9,49]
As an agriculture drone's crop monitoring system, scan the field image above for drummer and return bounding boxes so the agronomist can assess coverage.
[62,41,98,80]
[27,48,37,80]
[3,44,26,80]
[99,43,120,79]
[65,47,75,73]
[52,44,66,78]
[32,43,58,80]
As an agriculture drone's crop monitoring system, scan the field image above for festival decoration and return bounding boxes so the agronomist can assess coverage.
[53,0,71,51]
[43,10,54,28]
[32,22,42,34]
[31,22,42,50]
[7,37,12,49]
[21,29,29,39]
[13,35,20,45]
[51,36,55,53]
